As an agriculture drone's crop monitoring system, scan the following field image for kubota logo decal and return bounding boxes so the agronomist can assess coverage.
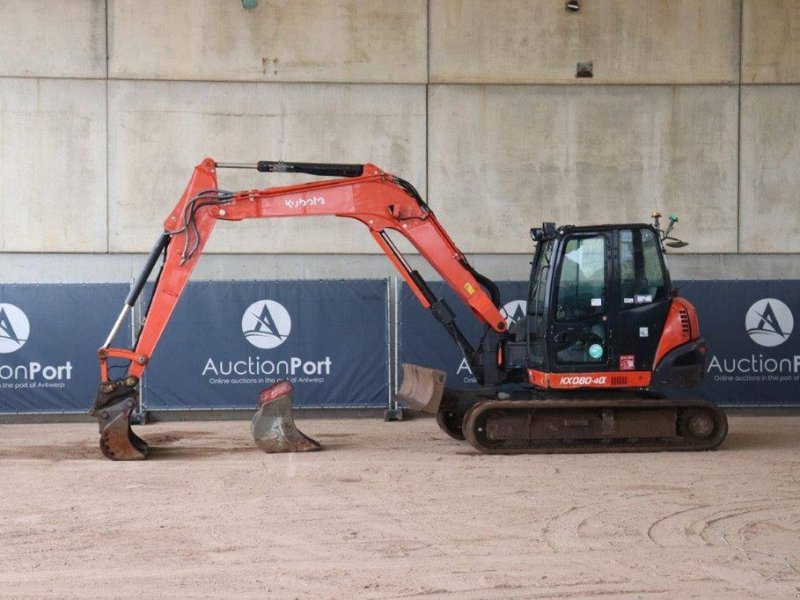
[241,300,291,349]
[746,298,793,347]
[0,303,29,354]
[501,300,527,327]
[284,196,325,209]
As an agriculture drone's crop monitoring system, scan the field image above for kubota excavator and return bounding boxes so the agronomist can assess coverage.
[90,158,727,460]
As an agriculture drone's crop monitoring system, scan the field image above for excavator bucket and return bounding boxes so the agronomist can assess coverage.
[394,363,447,414]
[90,377,148,461]
[251,381,321,453]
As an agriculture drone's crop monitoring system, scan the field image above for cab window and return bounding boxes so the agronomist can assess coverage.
[555,235,606,322]
[619,228,666,306]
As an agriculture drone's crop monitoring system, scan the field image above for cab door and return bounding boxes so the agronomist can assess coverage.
[613,227,672,372]
[548,231,614,372]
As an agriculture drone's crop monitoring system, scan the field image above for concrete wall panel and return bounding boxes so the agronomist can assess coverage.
[108,80,425,253]
[430,0,740,84]
[109,0,427,83]
[0,0,106,78]
[742,0,800,83]
[740,86,800,252]
[428,85,738,254]
[0,79,107,252]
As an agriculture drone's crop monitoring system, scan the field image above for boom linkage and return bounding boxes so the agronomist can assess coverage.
[97,158,506,393]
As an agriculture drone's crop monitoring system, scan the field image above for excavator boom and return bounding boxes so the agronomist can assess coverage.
[92,159,506,459]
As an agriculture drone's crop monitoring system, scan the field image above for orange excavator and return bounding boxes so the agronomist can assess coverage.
[90,159,727,459]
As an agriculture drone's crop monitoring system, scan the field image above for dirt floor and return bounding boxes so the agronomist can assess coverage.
[0,415,798,599]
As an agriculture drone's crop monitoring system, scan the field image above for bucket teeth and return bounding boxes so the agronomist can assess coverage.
[394,363,447,414]
[251,381,321,453]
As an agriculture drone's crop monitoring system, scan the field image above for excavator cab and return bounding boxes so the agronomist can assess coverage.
[511,223,688,388]
[438,221,726,454]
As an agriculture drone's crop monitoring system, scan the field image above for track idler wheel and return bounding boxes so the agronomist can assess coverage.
[90,377,148,461]
[679,407,728,445]
[251,381,321,453]
[462,402,506,453]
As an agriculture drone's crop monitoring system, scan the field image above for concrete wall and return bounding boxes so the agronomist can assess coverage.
[0,0,105,78]
[0,79,107,252]
[430,0,741,84]
[107,80,425,253]
[109,0,427,83]
[1,0,799,283]
[428,85,739,254]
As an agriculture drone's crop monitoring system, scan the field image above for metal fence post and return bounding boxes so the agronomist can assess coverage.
[383,277,403,421]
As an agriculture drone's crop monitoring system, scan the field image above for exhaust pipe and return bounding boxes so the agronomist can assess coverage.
[251,381,321,453]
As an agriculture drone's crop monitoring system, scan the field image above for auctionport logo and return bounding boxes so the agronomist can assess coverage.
[203,298,331,384]
[501,300,527,328]
[708,296,799,383]
[241,300,291,349]
[0,303,73,388]
[0,303,29,354]
[746,298,793,348]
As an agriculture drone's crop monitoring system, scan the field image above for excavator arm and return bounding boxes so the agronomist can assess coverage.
[91,158,508,459]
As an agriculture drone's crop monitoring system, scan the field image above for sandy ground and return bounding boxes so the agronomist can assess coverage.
[0,415,798,599]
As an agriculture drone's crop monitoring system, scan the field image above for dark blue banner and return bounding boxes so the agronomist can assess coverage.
[2,278,797,412]
[0,284,129,412]
[145,280,389,409]
[676,280,800,407]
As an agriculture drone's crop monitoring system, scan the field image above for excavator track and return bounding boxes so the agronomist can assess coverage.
[457,395,727,454]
